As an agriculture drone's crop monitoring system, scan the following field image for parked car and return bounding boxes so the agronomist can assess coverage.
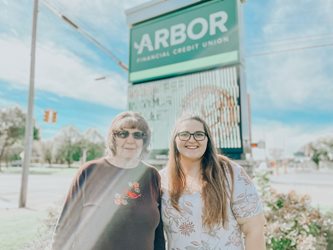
[11,160,22,167]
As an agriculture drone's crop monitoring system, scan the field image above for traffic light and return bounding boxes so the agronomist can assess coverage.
[43,110,57,123]
[43,110,50,122]
[52,111,57,123]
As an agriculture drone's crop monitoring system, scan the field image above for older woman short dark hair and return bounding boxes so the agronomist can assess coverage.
[106,111,151,158]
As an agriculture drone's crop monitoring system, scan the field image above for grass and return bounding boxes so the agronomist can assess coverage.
[0,165,76,250]
[0,209,48,250]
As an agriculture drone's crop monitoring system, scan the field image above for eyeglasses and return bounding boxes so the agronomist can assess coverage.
[114,130,146,140]
[176,131,207,141]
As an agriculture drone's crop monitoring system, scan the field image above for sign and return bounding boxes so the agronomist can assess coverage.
[128,66,242,153]
[129,0,239,83]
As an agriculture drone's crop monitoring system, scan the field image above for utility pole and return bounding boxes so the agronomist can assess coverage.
[19,0,39,208]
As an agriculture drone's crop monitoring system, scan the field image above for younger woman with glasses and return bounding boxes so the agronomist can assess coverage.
[52,111,165,250]
[160,115,266,250]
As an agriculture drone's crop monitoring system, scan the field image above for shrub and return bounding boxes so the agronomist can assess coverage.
[254,170,333,250]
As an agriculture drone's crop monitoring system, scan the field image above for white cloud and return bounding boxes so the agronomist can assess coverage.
[247,0,333,112]
[0,1,32,38]
[0,0,152,110]
[246,0,333,159]
[0,37,127,109]
[47,0,147,51]
[252,120,333,160]
[36,42,128,108]
[0,37,30,84]
[248,49,333,111]
[261,0,333,38]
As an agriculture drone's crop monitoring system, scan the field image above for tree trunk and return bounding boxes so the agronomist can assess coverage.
[0,137,9,171]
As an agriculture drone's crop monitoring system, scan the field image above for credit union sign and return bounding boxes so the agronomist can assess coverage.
[129,0,239,83]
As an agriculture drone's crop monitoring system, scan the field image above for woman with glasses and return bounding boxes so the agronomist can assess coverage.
[160,115,266,250]
[52,111,165,250]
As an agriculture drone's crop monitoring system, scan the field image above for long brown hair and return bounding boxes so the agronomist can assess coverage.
[168,115,234,230]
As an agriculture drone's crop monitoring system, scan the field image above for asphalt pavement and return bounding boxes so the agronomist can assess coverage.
[269,167,333,210]
[0,171,73,210]
[1,166,332,211]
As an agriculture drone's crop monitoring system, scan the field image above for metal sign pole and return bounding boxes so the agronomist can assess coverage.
[19,0,39,208]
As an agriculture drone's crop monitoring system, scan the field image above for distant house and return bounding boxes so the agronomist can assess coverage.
[293,151,309,163]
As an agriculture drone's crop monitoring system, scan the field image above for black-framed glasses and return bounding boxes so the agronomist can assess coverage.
[114,130,145,140]
[177,131,207,141]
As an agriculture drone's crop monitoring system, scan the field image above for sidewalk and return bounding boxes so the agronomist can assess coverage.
[270,168,333,186]
[268,168,333,211]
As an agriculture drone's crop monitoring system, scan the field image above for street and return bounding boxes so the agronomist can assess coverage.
[1,167,332,211]
[270,168,333,211]
[0,171,74,210]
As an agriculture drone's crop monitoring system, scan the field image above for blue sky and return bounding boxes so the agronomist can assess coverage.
[0,0,332,159]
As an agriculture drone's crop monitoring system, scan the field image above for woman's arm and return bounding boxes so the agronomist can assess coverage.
[238,213,266,250]
[154,203,166,250]
[153,167,166,250]
[229,163,266,250]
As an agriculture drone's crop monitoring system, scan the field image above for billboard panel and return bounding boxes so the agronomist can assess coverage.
[128,67,242,155]
[129,0,239,83]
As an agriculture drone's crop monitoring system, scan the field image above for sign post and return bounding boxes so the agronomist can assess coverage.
[19,0,39,208]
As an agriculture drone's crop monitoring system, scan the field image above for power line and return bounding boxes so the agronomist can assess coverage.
[248,32,333,47]
[41,0,128,72]
[246,6,332,26]
[246,42,333,57]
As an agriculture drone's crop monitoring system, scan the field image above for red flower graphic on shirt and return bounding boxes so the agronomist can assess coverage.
[127,182,141,199]
[127,191,141,199]
[114,181,142,205]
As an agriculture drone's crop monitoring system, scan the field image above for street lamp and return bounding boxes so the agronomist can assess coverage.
[42,0,128,72]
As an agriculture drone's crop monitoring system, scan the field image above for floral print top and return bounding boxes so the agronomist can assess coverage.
[160,162,263,250]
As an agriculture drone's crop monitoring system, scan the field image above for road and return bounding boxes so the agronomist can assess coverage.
[0,170,74,210]
[269,168,333,211]
[1,167,332,211]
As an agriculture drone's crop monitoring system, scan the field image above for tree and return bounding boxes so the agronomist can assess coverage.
[303,137,333,169]
[80,128,105,163]
[54,126,82,167]
[0,106,40,170]
[86,143,104,161]
[42,140,54,166]
[3,142,23,167]
[0,107,25,168]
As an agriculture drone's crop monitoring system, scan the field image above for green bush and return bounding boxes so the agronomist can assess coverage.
[254,170,333,250]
